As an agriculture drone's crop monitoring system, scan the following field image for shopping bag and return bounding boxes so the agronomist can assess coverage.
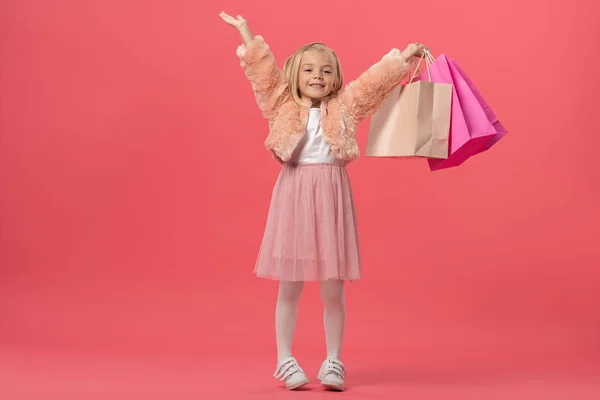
[365,54,452,159]
[416,53,498,170]
[449,59,507,156]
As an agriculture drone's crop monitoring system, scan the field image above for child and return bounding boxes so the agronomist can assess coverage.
[220,11,427,391]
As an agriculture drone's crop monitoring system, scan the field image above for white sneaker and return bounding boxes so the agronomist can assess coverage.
[273,356,310,390]
[317,357,345,391]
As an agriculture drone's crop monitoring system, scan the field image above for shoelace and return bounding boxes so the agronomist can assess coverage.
[274,357,303,382]
[324,358,345,379]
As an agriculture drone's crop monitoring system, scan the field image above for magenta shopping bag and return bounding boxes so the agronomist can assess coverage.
[450,59,507,156]
[417,54,498,171]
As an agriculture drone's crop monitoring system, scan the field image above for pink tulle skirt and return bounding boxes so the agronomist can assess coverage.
[254,163,361,281]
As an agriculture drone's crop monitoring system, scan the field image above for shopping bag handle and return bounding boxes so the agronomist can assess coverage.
[424,49,435,65]
[408,52,432,83]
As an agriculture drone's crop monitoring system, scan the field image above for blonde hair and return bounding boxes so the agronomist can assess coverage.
[283,43,344,106]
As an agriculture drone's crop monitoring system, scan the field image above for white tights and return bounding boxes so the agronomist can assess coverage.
[275,280,346,361]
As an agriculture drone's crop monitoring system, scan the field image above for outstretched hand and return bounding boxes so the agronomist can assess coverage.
[219,11,247,30]
[404,43,429,59]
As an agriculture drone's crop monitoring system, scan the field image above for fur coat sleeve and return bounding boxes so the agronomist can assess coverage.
[236,36,288,120]
[338,48,411,123]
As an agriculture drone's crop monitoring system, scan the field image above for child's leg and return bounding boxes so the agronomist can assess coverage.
[276,281,304,361]
[319,280,346,359]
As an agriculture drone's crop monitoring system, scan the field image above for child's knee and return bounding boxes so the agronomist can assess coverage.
[277,282,304,303]
[320,283,345,309]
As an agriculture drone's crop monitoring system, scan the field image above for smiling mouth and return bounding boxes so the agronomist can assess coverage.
[309,84,325,89]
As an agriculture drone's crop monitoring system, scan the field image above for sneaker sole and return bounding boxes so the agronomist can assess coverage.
[285,377,310,390]
[321,381,344,391]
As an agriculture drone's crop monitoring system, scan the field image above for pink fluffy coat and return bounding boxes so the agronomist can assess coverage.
[236,36,411,164]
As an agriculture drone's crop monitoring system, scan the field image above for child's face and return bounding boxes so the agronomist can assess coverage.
[298,50,336,102]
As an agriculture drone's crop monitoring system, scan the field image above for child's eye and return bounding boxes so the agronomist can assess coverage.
[324,71,332,74]
[304,69,312,72]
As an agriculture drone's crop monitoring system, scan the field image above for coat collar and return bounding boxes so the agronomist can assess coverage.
[301,98,312,107]
[300,97,329,112]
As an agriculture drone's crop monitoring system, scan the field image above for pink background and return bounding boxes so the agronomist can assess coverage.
[1,0,599,398]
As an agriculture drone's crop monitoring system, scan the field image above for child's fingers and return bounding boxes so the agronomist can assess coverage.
[220,11,235,21]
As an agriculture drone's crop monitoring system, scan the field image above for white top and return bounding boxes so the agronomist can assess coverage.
[288,108,336,164]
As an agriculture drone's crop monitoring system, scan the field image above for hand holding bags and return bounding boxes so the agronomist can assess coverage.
[365,54,453,159]
[365,49,506,171]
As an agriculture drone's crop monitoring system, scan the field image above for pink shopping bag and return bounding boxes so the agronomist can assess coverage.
[449,59,507,157]
[417,54,498,171]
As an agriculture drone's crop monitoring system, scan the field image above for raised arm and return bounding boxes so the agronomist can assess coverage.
[220,12,287,120]
[339,43,427,123]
